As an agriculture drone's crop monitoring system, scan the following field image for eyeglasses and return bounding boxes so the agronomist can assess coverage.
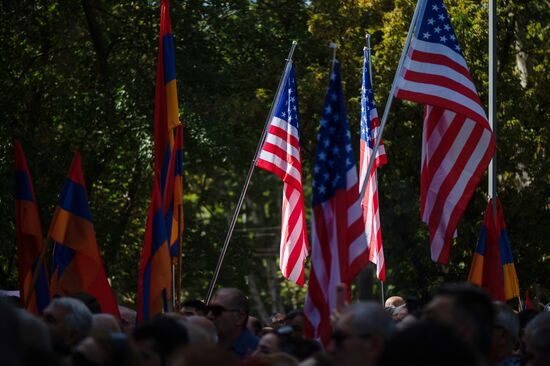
[331,331,371,347]
[205,305,242,317]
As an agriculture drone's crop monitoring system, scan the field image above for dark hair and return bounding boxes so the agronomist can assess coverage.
[284,310,304,322]
[182,299,206,312]
[379,322,479,366]
[435,283,494,359]
[133,316,188,363]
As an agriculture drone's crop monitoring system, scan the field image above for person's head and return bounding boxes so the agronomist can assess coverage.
[42,297,93,354]
[133,315,189,366]
[69,292,102,314]
[284,310,305,338]
[384,296,405,308]
[181,299,206,317]
[330,301,396,366]
[185,315,218,345]
[248,316,263,337]
[490,301,519,364]
[119,305,137,335]
[207,288,250,343]
[523,312,550,366]
[73,331,142,366]
[253,332,281,356]
[423,283,494,361]
[92,313,122,334]
[379,322,479,366]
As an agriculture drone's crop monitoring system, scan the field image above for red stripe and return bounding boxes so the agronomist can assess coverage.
[410,50,473,82]
[260,140,302,173]
[313,205,333,278]
[428,123,485,263]
[403,69,482,107]
[268,124,300,150]
[256,159,302,189]
[396,89,488,127]
[304,268,332,345]
[281,187,306,284]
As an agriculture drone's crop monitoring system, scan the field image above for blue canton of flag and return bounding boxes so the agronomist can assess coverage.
[360,58,378,149]
[312,62,355,205]
[417,0,462,55]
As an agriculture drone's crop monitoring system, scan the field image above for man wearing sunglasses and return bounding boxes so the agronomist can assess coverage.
[206,288,259,358]
[330,302,396,366]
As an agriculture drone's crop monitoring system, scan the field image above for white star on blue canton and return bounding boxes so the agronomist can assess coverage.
[319,152,327,160]
[325,105,332,114]
[432,4,439,11]
[423,32,431,39]
[320,118,327,127]
[434,26,441,33]
[440,35,447,43]
[428,17,435,25]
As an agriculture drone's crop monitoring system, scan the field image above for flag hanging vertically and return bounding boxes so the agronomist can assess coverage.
[138,176,172,323]
[468,198,520,301]
[360,47,388,281]
[256,63,308,285]
[154,0,181,189]
[304,62,368,346]
[154,0,183,263]
[14,140,50,314]
[49,152,120,318]
[524,289,534,310]
[394,0,495,263]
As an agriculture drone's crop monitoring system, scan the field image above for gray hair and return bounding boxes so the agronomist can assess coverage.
[53,297,93,341]
[493,301,519,344]
[524,311,550,353]
[343,301,397,340]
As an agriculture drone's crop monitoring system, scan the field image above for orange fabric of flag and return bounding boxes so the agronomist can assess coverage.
[14,140,50,314]
[137,176,172,323]
[49,151,120,318]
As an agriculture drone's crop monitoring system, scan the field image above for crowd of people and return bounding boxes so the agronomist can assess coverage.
[1,283,549,366]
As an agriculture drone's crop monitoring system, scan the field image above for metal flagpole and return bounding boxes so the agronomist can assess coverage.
[205,41,298,304]
[365,33,385,306]
[488,0,498,212]
[359,0,425,202]
[176,125,184,311]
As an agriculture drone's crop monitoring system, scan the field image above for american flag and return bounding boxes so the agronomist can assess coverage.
[257,63,309,285]
[304,62,367,345]
[395,0,495,263]
[360,47,388,281]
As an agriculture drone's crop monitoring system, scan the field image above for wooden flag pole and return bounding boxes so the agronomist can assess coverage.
[488,0,498,214]
[359,0,425,202]
[365,33,385,306]
[205,41,298,304]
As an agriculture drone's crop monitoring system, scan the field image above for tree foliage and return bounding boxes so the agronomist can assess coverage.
[0,0,548,312]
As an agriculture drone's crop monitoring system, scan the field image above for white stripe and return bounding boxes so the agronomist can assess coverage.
[422,117,475,223]
[310,214,328,300]
[257,150,302,184]
[264,131,301,161]
[429,125,492,261]
[411,37,469,70]
[304,293,321,334]
[406,58,478,96]
[397,77,487,121]
[270,116,300,141]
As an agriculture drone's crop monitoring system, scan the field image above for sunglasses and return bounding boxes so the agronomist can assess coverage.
[331,331,371,347]
[205,305,242,317]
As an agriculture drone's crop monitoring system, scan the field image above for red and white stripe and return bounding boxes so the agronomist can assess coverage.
[257,117,308,285]
[304,166,366,345]
[359,108,387,280]
[396,36,495,263]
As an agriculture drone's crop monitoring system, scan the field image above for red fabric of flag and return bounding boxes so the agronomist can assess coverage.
[14,140,50,314]
[257,63,308,286]
[49,152,120,318]
[395,0,495,263]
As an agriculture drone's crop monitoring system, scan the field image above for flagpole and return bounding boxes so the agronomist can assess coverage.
[366,33,385,306]
[488,0,497,215]
[176,126,184,311]
[205,41,298,304]
[359,0,425,202]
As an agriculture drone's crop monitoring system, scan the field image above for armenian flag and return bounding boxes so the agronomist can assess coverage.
[14,140,50,314]
[49,151,120,317]
[468,197,520,301]
[137,177,173,322]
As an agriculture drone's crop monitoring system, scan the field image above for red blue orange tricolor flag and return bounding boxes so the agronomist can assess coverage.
[468,197,520,301]
[49,151,120,318]
[137,177,172,322]
[154,0,184,262]
[14,140,50,314]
